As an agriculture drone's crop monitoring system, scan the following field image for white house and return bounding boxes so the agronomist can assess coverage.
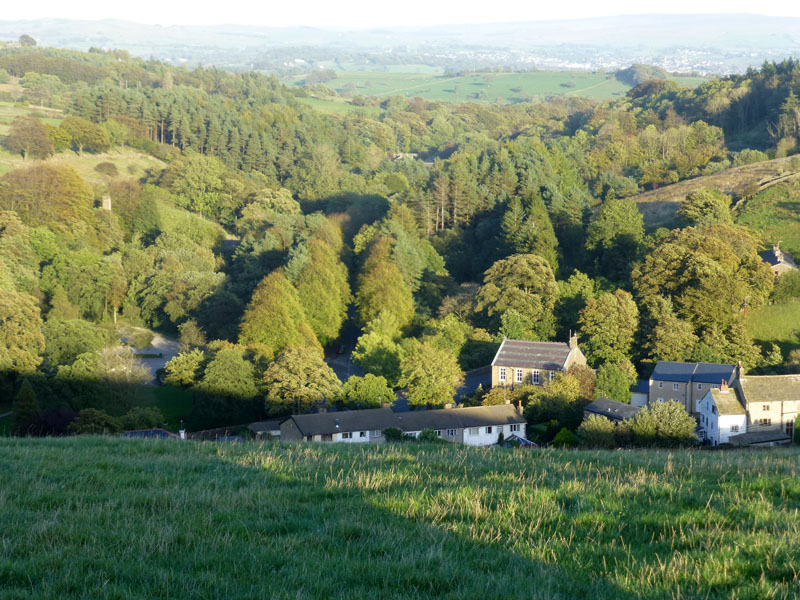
[697,382,747,446]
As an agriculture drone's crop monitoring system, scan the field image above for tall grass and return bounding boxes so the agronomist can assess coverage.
[1,438,798,599]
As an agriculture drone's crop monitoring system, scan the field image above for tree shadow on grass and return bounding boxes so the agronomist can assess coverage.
[0,438,645,600]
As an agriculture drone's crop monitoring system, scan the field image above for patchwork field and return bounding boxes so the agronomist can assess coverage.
[291,70,706,105]
[1,438,798,599]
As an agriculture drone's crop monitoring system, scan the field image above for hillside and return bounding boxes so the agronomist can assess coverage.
[1,438,798,599]
[629,155,800,229]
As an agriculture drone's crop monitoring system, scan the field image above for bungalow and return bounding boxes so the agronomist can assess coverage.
[759,243,796,278]
[697,382,747,446]
[491,336,587,388]
[248,419,285,439]
[583,397,642,424]
[648,361,737,414]
[280,404,527,447]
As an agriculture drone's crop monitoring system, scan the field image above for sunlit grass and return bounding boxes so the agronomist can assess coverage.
[0,439,797,599]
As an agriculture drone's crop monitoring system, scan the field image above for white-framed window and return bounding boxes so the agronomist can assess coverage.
[658,381,663,389]
[763,405,770,412]
[758,418,772,426]
[499,367,506,382]
[469,427,479,436]
[730,425,739,432]
[549,370,556,381]
[496,426,503,434]
[515,369,523,383]
[697,383,703,390]
[341,432,352,439]
[510,424,520,432]
[372,430,381,437]
[673,383,680,391]
[446,429,456,437]
[359,431,366,438]
[657,397,664,403]
[434,430,442,437]
[532,370,540,384]
[486,426,493,434]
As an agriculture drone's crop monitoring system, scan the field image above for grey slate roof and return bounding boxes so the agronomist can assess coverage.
[631,379,649,394]
[584,397,642,421]
[650,361,735,384]
[728,430,793,446]
[286,405,526,437]
[759,247,796,268]
[491,339,571,370]
[738,375,800,404]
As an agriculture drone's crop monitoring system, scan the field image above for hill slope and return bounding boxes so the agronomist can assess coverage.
[630,155,800,229]
[1,438,798,599]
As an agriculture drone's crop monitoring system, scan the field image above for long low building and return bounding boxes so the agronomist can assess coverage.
[280,404,527,446]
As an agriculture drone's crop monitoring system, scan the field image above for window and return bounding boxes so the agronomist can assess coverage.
[673,383,680,391]
[516,369,523,383]
[434,430,442,437]
[486,426,493,434]
[446,429,456,437]
[658,381,663,389]
[697,383,703,390]
[758,418,772,426]
[341,432,352,439]
[510,424,520,432]
[469,427,479,436]
[763,404,770,411]
[712,406,716,414]
[549,370,556,381]
[359,431,366,438]
[499,367,506,382]
[496,426,503,434]
[657,397,664,403]
[532,370,540,384]
[787,422,794,437]
[372,430,381,437]
[730,425,739,432]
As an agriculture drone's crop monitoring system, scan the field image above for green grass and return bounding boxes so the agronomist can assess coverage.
[0,439,798,599]
[746,302,800,357]
[291,71,705,104]
[297,96,385,116]
[737,182,800,256]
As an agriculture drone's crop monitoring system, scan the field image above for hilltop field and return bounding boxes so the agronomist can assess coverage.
[290,70,706,111]
[0,438,798,599]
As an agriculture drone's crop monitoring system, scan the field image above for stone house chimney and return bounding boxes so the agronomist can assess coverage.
[720,379,729,393]
[774,243,784,262]
[568,332,578,349]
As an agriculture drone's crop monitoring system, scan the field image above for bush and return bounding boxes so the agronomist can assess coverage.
[94,162,119,177]
[418,428,441,443]
[118,407,164,430]
[68,409,121,435]
[551,427,577,447]
[383,427,404,442]
[629,400,697,446]
[129,329,154,349]
[576,415,617,448]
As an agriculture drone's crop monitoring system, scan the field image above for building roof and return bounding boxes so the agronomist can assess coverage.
[584,397,642,421]
[121,428,179,439]
[759,245,796,269]
[285,405,526,437]
[248,420,285,434]
[650,361,735,384]
[631,379,650,394]
[738,375,800,404]
[708,387,746,415]
[728,430,793,446]
[491,338,572,370]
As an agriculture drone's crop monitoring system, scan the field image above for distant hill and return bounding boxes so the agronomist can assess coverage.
[0,14,798,74]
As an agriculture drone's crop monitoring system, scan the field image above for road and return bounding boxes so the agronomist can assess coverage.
[133,333,180,384]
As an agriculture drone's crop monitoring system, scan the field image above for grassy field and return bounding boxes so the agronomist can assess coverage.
[0,145,166,179]
[738,181,800,256]
[0,98,63,137]
[291,71,706,105]
[0,439,798,599]
[746,302,800,357]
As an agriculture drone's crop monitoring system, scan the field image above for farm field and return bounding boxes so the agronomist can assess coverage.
[737,180,800,256]
[0,438,798,599]
[746,302,800,358]
[291,70,706,104]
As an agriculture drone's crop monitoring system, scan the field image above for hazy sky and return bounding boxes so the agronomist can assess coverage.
[3,1,800,28]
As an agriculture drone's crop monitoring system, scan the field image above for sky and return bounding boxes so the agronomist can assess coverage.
[3,0,800,28]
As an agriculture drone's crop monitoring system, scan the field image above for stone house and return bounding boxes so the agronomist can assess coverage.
[648,361,737,414]
[490,336,587,388]
[759,243,796,278]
